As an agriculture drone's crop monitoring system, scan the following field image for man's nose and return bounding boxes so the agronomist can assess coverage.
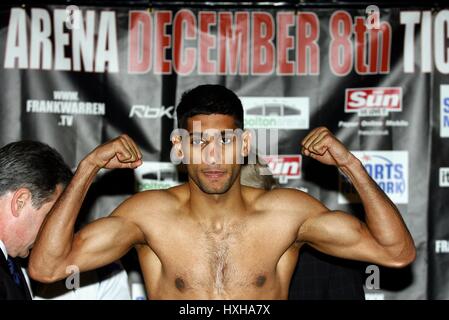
[203,139,222,165]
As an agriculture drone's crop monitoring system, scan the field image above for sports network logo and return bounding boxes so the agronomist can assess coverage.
[345,87,402,117]
[339,151,408,204]
[440,85,449,137]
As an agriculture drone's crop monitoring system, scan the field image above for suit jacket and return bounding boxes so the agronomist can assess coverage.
[0,254,32,300]
[289,245,365,300]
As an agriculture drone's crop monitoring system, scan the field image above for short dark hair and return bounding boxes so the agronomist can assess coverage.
[176,84,244,129]
[0,141,73,208]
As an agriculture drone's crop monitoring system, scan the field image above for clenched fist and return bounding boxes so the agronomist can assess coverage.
[301,127,356,168]
[85,134,143,169]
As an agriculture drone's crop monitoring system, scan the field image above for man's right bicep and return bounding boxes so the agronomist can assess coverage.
[63,216,145,276]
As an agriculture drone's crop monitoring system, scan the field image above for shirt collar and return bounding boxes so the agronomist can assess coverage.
[0,240,8,260]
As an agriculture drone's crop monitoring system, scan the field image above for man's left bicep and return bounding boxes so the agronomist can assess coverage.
[297,211,391,265]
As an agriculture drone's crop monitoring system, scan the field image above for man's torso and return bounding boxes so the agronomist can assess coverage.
[128,184,311,299]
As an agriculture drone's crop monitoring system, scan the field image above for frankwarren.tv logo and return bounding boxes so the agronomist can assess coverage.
[345,87,402,117]
[339,151,408,204]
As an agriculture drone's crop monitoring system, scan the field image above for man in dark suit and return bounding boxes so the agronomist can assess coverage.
[0,249,33,300]
[0,141,73,300]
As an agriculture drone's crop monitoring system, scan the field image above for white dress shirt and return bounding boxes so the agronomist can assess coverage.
[0,240,7,260]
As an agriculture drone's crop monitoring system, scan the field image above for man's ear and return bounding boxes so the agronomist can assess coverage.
[11,188,31,217]
[171,135,184,160]
[241,130,251,158]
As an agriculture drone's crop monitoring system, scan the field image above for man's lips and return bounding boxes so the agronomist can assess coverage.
[202,170,226,179]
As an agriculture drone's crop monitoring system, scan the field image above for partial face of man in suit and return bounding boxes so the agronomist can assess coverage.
[0,185,64,258]
[0,141,72,258]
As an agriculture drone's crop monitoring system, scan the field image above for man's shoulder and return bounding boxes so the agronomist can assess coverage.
[255,187,311,207]
[112,184,188,219]
[253,187,328,214]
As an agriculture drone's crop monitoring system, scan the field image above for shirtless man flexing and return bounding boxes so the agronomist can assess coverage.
[29,84,416,299]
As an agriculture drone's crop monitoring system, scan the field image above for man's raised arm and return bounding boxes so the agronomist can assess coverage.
[297,127,416,268]
[29,135,145,282]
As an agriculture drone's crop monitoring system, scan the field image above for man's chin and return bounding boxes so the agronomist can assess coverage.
[202,188,228,194]
[19,249,30,258]
[193,174,234,194]
[198,183,231,194]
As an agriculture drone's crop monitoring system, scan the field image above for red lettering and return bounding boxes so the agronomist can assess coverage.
[128,11,152,73]
[155,11,172,74]
[173,10,196,75]
[199,12,217,74]
[218,12,249,75]
[354,17,368,74]
[379,22,391,73]
[297,12,319,75]
[330,11,353,76]
[277,12,295,75]
[252,12,275,75]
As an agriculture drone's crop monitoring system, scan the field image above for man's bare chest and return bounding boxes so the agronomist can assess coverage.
[140,216,298,296]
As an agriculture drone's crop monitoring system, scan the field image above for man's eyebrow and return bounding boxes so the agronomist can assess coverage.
[188,130,235,136]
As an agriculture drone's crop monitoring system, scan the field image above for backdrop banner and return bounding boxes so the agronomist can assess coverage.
[1,3,447,299]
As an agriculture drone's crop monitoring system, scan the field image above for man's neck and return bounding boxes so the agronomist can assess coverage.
[188,179,247,223]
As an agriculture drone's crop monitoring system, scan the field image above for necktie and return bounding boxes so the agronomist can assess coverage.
[6,257,23,288]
